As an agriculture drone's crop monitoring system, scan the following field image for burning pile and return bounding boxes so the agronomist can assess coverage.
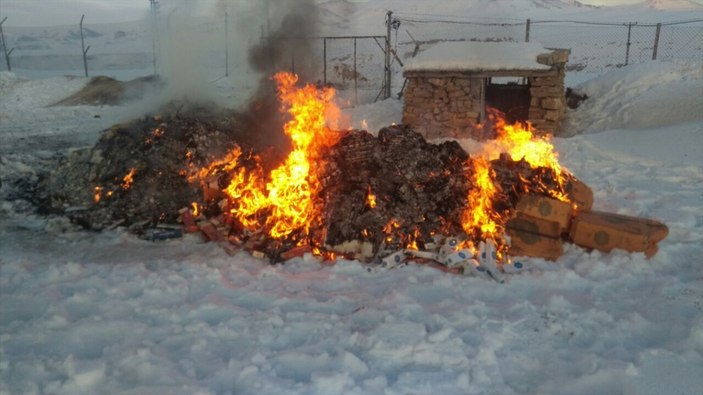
[43,71,668,274]
[184,72,590,265]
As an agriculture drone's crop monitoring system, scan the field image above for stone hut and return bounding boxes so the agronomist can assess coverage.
[402,42,569,139]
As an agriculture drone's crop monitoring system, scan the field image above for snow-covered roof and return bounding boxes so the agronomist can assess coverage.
[404,41,555,73]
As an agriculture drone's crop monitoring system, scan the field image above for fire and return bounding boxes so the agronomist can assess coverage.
[366,186,377,209]
[263,72,341,240]
[192,71,341,245]
[461,108,572,248]
[122,168,136,190]
[463,157,501,239]
[94,186,103,203]
[483,109,570,201]
[224,162,266,229]
[186,77,573,266]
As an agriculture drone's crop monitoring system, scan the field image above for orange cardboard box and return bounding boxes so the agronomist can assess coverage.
[506,212,561,238]
[506,227,564,261]
[569,211,668,258]
[515,195,573,234]
[564,177,593,212]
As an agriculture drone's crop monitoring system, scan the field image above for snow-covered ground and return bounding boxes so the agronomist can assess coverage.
[2,1,703,394]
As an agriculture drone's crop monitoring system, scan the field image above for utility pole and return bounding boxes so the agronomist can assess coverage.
[79,15,90,77]
[384,11,392,99]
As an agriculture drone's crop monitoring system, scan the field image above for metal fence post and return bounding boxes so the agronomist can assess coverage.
[625,22,633,66]
[0,17,12,71]
[652,22,661,60]
[525,18,531,42]
[323,37,327,85]
[80,14,90,77]
[150,0,158,75]
[291,46,295,74]
[225,11,229,77]
[354,37,358,105]
[384,11,392,99]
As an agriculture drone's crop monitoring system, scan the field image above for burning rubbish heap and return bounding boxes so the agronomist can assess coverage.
[43,72,668,277]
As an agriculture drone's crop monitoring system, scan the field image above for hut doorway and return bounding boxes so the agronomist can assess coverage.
[485,77,531,124]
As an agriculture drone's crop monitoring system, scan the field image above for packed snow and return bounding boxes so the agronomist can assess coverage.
[2,1,703,395]
[403,42,553,72]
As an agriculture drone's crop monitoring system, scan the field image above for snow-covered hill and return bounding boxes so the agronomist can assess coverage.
[637,0,703,10]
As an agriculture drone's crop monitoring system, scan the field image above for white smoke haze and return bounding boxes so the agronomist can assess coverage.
[150,0,321,108]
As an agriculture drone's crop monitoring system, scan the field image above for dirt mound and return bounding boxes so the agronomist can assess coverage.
[51,75,163,106]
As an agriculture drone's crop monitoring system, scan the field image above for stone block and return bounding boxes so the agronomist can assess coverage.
[544,110,562,121]
[541,98,563,110]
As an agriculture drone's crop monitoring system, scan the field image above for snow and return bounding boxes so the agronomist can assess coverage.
[2,1,703,394]
[404,42,553,72]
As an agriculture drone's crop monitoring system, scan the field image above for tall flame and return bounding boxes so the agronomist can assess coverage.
[483,109,570,201]
[263,72,340,239]
[462,108,571,243]
[194,72,341,243]
[463,157,501,239]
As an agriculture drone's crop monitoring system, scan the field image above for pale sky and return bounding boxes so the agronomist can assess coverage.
[1,0,702,27]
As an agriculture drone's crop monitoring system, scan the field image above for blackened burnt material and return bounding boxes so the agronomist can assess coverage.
[318,125,471,251]
[42,104,248,230]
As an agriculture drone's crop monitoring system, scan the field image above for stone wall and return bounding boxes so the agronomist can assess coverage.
[402,50,569,139]
[528,50,569,134]
[402,77,484,140]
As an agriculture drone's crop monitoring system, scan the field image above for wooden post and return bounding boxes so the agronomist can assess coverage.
[652,23,661,60]
[525,18,531,42]
[0,17,12,71]
[80,15,89,77]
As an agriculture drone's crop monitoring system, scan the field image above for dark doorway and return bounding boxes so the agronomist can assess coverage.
[485,78,531,124]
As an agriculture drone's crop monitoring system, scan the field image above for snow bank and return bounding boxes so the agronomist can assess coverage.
[564,60,703,134]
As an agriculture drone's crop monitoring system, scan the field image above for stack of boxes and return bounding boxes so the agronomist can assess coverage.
[506,179,668,260]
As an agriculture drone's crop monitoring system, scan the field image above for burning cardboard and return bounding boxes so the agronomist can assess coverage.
[42,71,669,274]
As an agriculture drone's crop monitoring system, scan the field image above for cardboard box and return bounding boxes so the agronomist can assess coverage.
[506,212,561,238]
[515,195,573,234]
[564,177,593,212]
[506,227,564,261]
[569,211,668,258]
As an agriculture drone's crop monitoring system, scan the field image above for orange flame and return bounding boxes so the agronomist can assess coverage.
[483,109,570,201]
[463,157,501,239]
[94,186,103,203]
[462,109,571,245]
[263,72,340,240]
[122,168,136,190]
[194,72,341,244]
[366,186,377,209]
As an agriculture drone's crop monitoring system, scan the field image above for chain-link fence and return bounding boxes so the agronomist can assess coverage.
[1,10,701,103]
[393,13,703,74]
